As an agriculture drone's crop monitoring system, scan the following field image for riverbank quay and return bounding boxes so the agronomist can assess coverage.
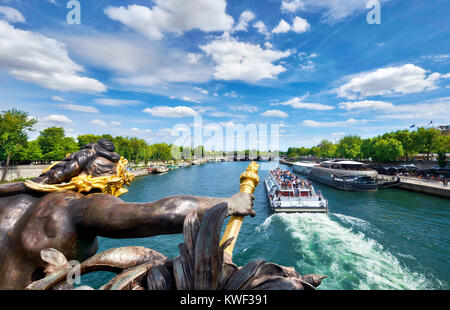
[0,164,47,182]
[397,176,450,199]
[281,159,449,199]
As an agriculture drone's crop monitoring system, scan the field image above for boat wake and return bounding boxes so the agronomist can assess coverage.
[256,213,433,290]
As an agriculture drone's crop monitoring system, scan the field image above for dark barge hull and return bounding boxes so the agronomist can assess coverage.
[299,174,379,192]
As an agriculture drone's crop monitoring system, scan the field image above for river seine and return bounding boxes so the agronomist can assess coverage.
[83,161,449,290]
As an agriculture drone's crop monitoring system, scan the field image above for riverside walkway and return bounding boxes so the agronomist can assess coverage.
[397,176,450,199]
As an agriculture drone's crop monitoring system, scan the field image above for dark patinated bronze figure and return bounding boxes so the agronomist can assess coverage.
[0,139,325,290]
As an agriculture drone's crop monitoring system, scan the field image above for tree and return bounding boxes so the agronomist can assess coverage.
[392,130,417,158]
[371,138,404,162]
[437,151,447,168]
[360,138,374,160]
[0,109,37,181]
[150,143,172,161]
[26,140,43,163]
[336,135,362,159]
[318,140,337,159]
[77,134,101,149]
[37,127,78,162]
[413,127,441,160]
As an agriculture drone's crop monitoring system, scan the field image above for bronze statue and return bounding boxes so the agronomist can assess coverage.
[0,140,324,290]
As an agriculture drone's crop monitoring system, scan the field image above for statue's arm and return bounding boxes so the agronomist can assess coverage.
[79,193,253,239]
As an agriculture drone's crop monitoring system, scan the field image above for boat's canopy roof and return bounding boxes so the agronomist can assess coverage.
[293,162,318,167]
[322,160,365,165]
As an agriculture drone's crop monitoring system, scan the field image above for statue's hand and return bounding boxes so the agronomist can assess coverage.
[227,193,255,217]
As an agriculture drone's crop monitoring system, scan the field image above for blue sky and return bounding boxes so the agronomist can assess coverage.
[0,0,449,151]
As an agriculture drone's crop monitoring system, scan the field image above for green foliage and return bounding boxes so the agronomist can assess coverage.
[77,134,101,149]
[0,109,37,160]
[37,127,77,161]
[335,135,362,159]
[286,127,448,163]
[318,140,337,158]
[371,138,404,162]
[437,151,447,168]
[413,127,441,159]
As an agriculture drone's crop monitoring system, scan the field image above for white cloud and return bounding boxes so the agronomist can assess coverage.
[90,119,109,127]
[0,6,25,23]
[63,32,213,89]
[200,34,291,82]
[281,0,390,23]
[302,118,365,127]
[0,21,106,93]
[42,114,74,124]
[233,10,255,32]
[272,19,291,34]
[224,91,239,98]
[280,97,334,110]
[104,0,234,40]
[337,64,442,99]
[373,97,450,122]
[143,106,199,118]
[292,16,310,33]
[229,104,258,113]
[110,121,122,126]
[194,87,209,95]
[272,17,310,34]
[52,96,68,102]
[253,21,270,37]
[332,132,346,137]
[93,98,142,107]
[338,100,394,111]
[56,104,99,113]
[181,96,202,103]
[281,0,304,13]
[261,110,288,118]
[264,42,273,49]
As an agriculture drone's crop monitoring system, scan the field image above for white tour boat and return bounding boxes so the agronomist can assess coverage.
[264,168,328,214]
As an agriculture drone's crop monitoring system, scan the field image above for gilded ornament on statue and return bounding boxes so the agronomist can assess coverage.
[239,161,260,194]
[24,157,135,197]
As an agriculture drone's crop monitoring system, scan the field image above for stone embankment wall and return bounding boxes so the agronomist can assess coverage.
[0,165,47,182]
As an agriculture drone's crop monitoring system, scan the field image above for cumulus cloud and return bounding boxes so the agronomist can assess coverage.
[338,100,394,111]
[229,104,258,113]
[280,97,334,110]
[194,87,209,95]
[272,17,310,34]
[233,10,255,32]
[261,110,288,118]
[0,21,106,93]
[272,19,291,34]
[90,119,108,127]
[253,21,270,37]
[52,96,68,102]
[281,0,304,13]
[337,64,443,99]
[281,0,390,23]
[42,114,74,124]
[200,34,291,82]
[302,118,365,127]
[0,6,25,23]
[104,0,234,40]
[56,104,99,113]
[143,106,199,118]
[292,16,310,33]
[63,32,214,90]
[94,98,142,107]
